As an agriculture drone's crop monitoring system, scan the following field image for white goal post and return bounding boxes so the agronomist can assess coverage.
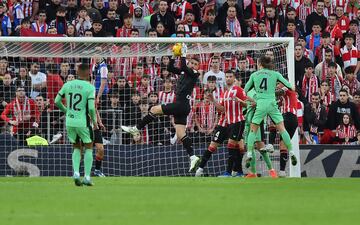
[0,37,300,177]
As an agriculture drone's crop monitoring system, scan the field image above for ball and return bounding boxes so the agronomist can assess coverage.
[172,43,182,56]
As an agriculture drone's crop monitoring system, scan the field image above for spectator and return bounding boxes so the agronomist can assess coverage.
[32,10,49,33]
[13,66,32,96]
[314,32,341,67]
[46,64,64,110]
[150,0,175,35]
[29,62,46,99]
[66,24,76,37]
[284,7,305,36]
[298,35,314,62]
[236,55,252,86]
[243,12,257,37]
[1,86,39,145]
[156,22,168,37]
[319,80,334,110]
[137,75,154,99]
[305,0,327,35]
[194,95,216,143]
[83,0,102,21]
[335,5,349,34]
[0,73,16,113]
[73,6,92,36]
[322,0,334,17]
[34,95,50,137]
[325,13,343,46]
[344,20,360,51]
[303,92,327,144]
[66,0,78,22]
[170,24,189,37]
[343,66,360,97]
[252,20,267,37]
[295,43,311,91]
[334,113,357,144]
[280,19,300,39]
[262,5,282,37]
[102,93,122,141]
[306,21,322,53]
[315,48,343,80]
[111,77,131,108]
[13,17,31,36]
[158,77,176,104]
[191,0,216,25]
[171,0,193,23]
[181,10,199,37]
[128,63,144,88]
[45,0,61,23]
[91,20,106,37]
[49,6,68,35]
[340,33,360,74]
[102,9,122,37]
[326,62,343,100]
[131,132,144,145]
[144,56,158,86]
[94,0,108,19]
[116,13,132,37]
[13,0,25,29]
[21,0,39,22]
[132,6,151,37]
[302,61,319,103]
[217,0,243,24]
[0,3,12,36]
[118,0,132,21]
[350,131,360,145]
[276,0,291,22]
[353,90,360,115]
[203,56,225,89]
[219,6,242,37]
[130,0,153,17]
[326,89,360,131]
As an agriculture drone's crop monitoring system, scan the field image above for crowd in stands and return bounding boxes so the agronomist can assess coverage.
[0,0,360,146]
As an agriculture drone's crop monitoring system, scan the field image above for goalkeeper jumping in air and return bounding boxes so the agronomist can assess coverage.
[55,64,97,186]
[244,56,297,177]
[121,43,201,172]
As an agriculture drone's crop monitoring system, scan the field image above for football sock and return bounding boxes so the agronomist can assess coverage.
[137,112,156,130]
[95,156,102,170]
[228,148,239,173]
[250,149,256,174]
[226,156,233,173]
[72,148,81,175]
[237,151,244,173]
[280,130,293,152]
[247,131,256,153]
[280,151,288,171]
[181,135,194,156]
[260,151,273,170]
[199,150,212,169]
[84,149,93,178]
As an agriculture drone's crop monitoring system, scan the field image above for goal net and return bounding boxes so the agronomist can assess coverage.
[0,37,299,177]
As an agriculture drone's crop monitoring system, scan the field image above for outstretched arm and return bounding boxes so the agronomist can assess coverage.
[167,57,182,74]
[244,74,254,93]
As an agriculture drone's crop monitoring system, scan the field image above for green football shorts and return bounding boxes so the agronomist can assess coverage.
[66,126,93,144]
[251,99,284,125]
[244,107,262,144]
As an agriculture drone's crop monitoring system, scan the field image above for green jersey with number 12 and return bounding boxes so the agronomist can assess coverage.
[244,68,292,101]
[57,79,96,127]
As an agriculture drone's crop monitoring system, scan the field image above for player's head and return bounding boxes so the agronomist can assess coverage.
[257,55,274,70]
[339,89,349,104]
[225,70,236,86]
[77,63,90,80]
[189,56,200,70]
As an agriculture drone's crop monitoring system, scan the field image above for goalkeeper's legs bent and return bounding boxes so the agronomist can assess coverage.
[136,105,163,130]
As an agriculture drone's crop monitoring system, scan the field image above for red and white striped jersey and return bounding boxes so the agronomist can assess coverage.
[279,89,298,116]
[21,0,33,18]
[221,57,238,72]
[321,91,334,109]
[158,90,176,104]
[297,2,313,27]
[297,99,304,125]
[220,85,247,124]
[336,124,357,143]
[210,87,227,127]
[195,101,217,130]
[137,85,154,98]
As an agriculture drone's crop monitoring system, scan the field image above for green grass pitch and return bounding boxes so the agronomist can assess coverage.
[0,177,359,225]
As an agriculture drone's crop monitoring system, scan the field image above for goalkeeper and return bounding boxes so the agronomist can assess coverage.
[55,64,97,186]
[244,56,297,177]
[121,43,201,172]
[243,89,277,178]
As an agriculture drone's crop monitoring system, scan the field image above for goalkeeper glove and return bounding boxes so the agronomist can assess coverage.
[181,43,187,58]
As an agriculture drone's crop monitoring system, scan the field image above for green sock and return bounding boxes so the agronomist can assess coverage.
[72,148,81,175]
[84,149,93,178]
[250,149,256,174]
[260,151,273,170]
[247,131,256,152]
[280,130,293,152]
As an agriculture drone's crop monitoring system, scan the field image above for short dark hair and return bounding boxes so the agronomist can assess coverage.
[353,90,360,97]
[325,48,333,54]
[123,13,132,19]
[78,63,90,72]
[312,21,322,27]
[350,19,359,26]
[287,19,296,25]
[344,33,355,41]
[147,28,156,34]
[339,89,349,95]
[345,66,356,74]
[258,55,274,69]
[207,75,217,82]
[207,9,216,16]
[328,62,336,68]
[321,32,331,38]
[131,28,139,33]
[312,92,320,97]
[287,7,296,13]
[304,61,314,68]
[57,6,67,13]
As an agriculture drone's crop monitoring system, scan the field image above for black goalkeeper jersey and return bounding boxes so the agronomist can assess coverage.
[167,57,199,102]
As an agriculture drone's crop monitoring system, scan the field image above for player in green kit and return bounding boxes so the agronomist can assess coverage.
[244,56,297,177]
[243,89,277,178]
[55,64,97,186]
